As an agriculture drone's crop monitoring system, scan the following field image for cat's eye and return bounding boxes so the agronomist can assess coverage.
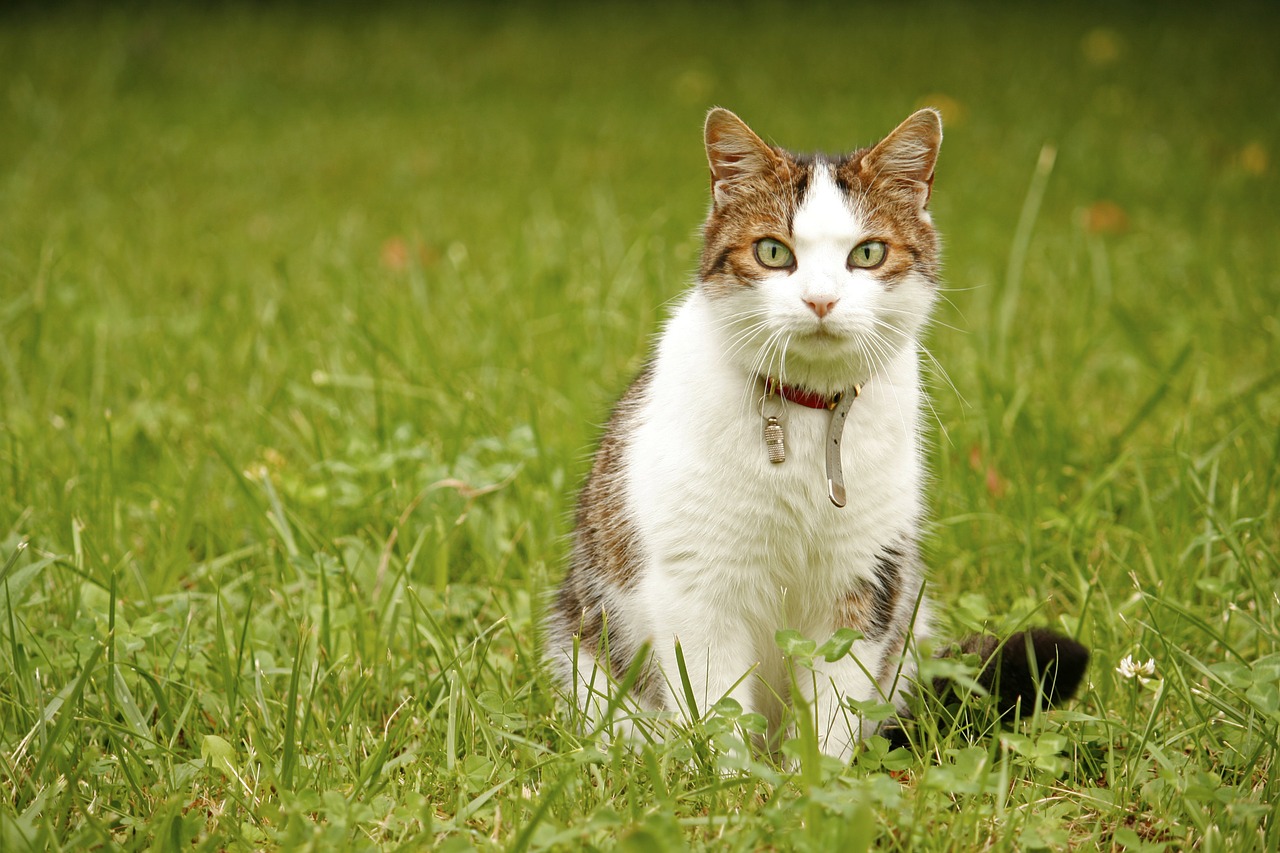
[849,240,887,269]
[754,238,795,269]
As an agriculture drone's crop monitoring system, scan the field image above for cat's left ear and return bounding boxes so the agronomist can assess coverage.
[859,108,943,209]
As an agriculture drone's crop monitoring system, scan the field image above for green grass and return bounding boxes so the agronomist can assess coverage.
[2,2,1278,849]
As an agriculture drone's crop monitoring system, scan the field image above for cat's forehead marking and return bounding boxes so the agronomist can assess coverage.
[790,162,862,247]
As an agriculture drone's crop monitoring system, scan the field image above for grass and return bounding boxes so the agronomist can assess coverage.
[1,2,1278,849]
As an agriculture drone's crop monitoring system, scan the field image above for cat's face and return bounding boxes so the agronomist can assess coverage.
[699,109,942,396]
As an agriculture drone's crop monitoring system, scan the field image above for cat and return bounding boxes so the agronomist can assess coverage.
[545,107,1088,760]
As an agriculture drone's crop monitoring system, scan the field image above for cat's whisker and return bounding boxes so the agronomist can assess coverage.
[711,310,771,336]
[778,332,794,392]
[914,345,965,445]
[725,334,770,368]
[724,325,780,377]
[715,308,773,340]
[857,327,912,434]
[868,310,964,409]
[769,331,789,378]
[860,331,892,385]
[712,305,771,323]
[762,328,787,383]
[933,291,971,329]
[917,376,952,447]
[917,344,964,406]
[740,327,787,411]
[864,320,915,373]
[872,304,964,336]
[722,320,774,358]
[866,315,909,343]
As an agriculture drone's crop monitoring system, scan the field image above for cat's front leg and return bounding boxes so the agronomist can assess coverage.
[645,587,760,722]
[653,632,760,723]
[794,649,884,762]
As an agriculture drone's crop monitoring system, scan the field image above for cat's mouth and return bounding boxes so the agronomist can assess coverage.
[799,313,880,345]
[801,322,849,343]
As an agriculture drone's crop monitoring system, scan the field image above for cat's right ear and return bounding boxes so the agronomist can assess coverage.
[704,108,780,208]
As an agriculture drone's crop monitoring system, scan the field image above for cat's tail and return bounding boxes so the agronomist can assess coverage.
[945,628,1090,714]
[886,628,1090,748]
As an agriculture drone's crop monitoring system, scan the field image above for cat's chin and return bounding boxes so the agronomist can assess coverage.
[761,356,879,398]
[784,336,886,380]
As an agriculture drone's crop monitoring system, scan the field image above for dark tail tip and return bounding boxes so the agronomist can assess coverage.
[882,629,1090,751]
[972,628,1090,716]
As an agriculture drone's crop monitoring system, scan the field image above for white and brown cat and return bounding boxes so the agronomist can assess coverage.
[546,107,1087,759]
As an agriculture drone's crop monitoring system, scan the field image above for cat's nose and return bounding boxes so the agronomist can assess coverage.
[804,295,840,319]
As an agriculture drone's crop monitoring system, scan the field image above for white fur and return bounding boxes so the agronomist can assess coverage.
[579,166,938,758]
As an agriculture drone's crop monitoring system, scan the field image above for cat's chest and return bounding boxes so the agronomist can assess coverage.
[626,357,920,591]
[631,380,910,510]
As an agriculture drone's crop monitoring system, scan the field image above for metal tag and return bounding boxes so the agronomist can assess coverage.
[824,385,861,507]
[763,416,786,464]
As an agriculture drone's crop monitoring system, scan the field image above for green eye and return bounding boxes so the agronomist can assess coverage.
[849,240,887,269]
[754,238,795,269]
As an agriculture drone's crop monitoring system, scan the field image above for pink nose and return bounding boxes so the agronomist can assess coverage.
[804,296,839,319]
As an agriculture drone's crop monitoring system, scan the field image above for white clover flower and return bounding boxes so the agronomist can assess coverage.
[1116,654,1156,680]
[242,462,270,481]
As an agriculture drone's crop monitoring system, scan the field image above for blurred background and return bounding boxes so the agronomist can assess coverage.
[3,1,1275,590]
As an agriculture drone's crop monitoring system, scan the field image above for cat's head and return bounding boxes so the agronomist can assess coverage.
[699,108,942,396]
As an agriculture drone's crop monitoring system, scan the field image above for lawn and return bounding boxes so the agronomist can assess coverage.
[1,2,1278,850]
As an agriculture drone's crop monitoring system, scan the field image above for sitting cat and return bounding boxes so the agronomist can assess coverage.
[546,107,1087,759]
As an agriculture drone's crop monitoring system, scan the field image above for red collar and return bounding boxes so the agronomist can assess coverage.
[763,376,844,410]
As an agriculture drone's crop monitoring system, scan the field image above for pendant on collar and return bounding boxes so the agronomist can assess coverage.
[825,384,861,507]
[763,416,786,463]
[761,378,863,506]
